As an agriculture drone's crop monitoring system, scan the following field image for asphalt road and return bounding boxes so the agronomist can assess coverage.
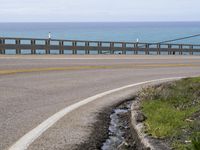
[0,55,200,150]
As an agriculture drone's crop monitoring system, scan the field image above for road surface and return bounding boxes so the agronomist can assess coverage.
[0,55,200,150]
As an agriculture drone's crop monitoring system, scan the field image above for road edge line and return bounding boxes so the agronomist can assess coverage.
[9,76,184,150]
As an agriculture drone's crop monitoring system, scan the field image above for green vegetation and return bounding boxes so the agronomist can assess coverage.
[139,77,200,150]
[186,132,200,150]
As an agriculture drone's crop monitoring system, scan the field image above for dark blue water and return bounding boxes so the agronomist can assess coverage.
[0,22,200,55]
[0,22,200,44]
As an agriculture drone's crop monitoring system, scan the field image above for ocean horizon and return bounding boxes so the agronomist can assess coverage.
[0,22,200,43]
[0,22,200,55]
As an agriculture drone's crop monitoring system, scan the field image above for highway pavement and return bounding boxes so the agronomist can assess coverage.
[0,55,200,150]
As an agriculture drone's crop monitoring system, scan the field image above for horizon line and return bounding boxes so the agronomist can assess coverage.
[0,21,200,23]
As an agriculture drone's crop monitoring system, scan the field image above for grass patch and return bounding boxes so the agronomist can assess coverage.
[142,100,196,138]
[139,77,200,149]
[189,132,200,150]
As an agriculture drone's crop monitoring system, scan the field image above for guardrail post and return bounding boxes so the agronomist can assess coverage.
[59,41,64,54]
[157,44,161,55]
[98,42,102,54]
[134,43,138,55]
[133,43,136,54]
[31,40,36,54]
[0,39,2,54]
[110,42,114,54]
[85,42,90,54]
[168,44,172,55]
[179,45,183,55]
[189,45,193,55]
[145,44,149,55]
[45,40,50,54]
[122,43,126,54]
[72,41,77,54]
[0,39,1,54]
[0,39,5,54]
[16,39,21,54]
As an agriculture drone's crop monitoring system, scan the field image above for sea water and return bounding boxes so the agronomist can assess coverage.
[0,22,200,55]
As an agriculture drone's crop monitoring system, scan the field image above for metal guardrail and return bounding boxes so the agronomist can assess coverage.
[0,37,199,55]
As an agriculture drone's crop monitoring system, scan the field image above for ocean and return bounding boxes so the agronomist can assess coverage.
[0,22,200,54]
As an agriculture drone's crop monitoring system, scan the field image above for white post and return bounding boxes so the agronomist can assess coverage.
[48,32,51,39]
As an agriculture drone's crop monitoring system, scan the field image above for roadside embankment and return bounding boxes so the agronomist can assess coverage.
[132,77,200,150]
[73,77,200,150]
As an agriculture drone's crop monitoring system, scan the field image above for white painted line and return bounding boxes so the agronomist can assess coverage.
[9,77,184,150]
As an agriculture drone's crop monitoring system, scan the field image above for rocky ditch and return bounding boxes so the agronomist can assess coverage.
[76,96,181,150]
[74,100,137,150]
[101,100,136,150]
[75,99,174,150]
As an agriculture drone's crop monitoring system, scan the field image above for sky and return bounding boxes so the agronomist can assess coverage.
[0,0,200,22]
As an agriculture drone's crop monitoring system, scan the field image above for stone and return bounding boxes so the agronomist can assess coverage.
[136,112,147,123]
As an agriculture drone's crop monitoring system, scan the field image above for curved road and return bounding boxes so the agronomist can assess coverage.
[0,55,200,150]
